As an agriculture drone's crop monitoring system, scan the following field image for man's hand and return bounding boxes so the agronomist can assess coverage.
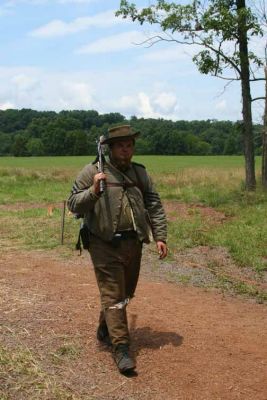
[93,172,106,195]
[156,241,168,259]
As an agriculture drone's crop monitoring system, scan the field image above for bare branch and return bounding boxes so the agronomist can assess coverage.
[215,79,235,98]
[133,34,195,48]
[250,77,267,81]
[251,96,266,102]
[212,75,239,81]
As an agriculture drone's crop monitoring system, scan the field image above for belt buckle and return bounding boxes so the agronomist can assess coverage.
[111,233,122,247]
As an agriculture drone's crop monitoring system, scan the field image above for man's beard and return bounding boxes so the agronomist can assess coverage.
[110,156,131,171]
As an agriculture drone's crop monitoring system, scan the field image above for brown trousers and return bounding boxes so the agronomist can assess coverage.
[89,234,142,347]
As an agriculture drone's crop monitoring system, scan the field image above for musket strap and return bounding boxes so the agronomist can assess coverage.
[105,161,145,196]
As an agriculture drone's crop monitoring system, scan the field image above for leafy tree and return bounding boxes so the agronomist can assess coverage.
[59,110,100,129]
[99,112,125,126]
[87,124,109,154]
[0,108,263,157]
[26,138,45,156]
[0,109,39,133]
[27,117,52,138]
[12,133,29,157]
[49,116,82,132]
[135,138,152,154]
[73,131,87,155]
[0,132,12,155]
[41,129,67,155]
[117,0,265,189]
[224,133,239,154]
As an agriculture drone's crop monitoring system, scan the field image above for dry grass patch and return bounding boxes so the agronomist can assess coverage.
[0,343,79,400]
[0,167,73,182]
[155,167,244,189]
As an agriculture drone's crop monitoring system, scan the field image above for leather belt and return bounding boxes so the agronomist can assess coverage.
[114,230,137,240]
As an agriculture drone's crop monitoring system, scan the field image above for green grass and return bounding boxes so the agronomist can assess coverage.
[0,155,262,205]
[0,156,95,169]
[0,155,266,298]
[0,154,262,171]
[51,343,82,362]
[0,344,79,400]
[166,194,267,275]
[205,203,267,273]
[0,207,78,250]
[167,216,204,252]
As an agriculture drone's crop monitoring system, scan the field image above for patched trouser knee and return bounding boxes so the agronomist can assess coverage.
[104,307,129,346]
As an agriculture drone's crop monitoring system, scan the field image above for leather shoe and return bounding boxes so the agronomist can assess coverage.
[113,344,136,373]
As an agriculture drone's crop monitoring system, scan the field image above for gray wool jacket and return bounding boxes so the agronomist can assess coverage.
[67,160,167,244]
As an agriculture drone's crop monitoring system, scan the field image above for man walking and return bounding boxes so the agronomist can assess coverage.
[68,125,167,373]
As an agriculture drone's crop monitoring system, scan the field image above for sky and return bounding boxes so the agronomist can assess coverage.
[0,0,266,122]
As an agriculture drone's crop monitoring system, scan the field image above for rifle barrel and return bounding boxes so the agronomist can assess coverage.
[97,140,105,194]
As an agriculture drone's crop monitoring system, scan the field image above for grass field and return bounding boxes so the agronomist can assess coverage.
[1,155,266,400]
[0,155,263,204]
[0,155,266,300]
[0,154,258,170]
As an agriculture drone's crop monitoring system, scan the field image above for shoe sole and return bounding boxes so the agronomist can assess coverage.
[118,361,136,373]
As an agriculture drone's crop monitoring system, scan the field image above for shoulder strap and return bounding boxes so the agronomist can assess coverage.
[106,161,145,197]
[132,164,145,196]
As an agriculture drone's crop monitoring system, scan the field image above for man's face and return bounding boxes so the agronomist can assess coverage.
[110,139,134,168]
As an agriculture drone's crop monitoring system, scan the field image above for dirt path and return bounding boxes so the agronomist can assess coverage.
[1,250,267,400]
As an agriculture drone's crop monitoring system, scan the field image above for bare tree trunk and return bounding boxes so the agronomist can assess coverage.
[262,66,267,188]
[237,0,256,190]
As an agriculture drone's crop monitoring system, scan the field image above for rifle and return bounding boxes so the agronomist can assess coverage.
[96,135,105,195]
[75,136,106,254]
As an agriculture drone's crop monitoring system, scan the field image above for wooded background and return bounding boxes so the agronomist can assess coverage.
[0,108,263,157]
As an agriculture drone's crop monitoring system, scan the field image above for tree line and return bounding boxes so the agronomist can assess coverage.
[0,108,263,157]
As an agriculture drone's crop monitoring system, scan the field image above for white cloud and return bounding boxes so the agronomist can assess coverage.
[0,66,182,119]
[117,95,137,110]
[11,73,39,90]
[116,91,180,120]
[1,0,47,8]
[77,30,146,54]
[0,65,253,121]
[0,3,12,15]
[58,0,96,3]
[56,81,95,109]
[0,101,15,110]
[249,33,267,65]
[3,0,95,6]
[0,0,97,16]
[153,92,177,113]
[0,67,97,111]
[117,92,158,118]
[31,20,70,38]
[138,92,156,117]
[215,100,227,111]
[30,10,122,38]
